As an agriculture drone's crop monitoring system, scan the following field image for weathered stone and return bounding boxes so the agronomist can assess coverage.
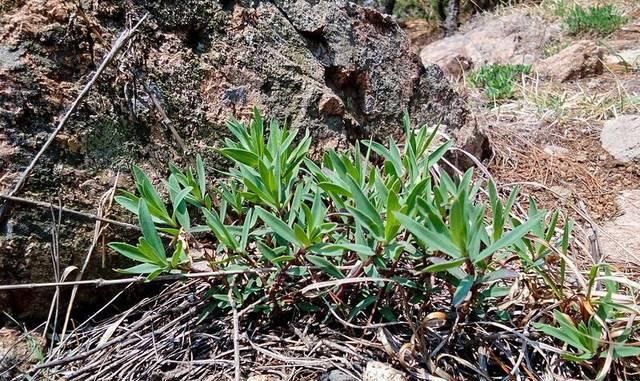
[543,145,570,158]
[420,11,560,77]
[534,40,604,82]
[247,375,280,381]
[353,0,396,14]
[599,190,640,266]
[321,369,358,381]
[600,115,640,162]
[0,0,469,319]
[362,361,407,381]
[606,48,640,66]
[319,93,346,117]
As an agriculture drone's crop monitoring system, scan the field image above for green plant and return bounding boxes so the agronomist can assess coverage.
[534,265,640,378]
[394,0,439,20]
[110,108,566,322]
[510,198,573,299]
[396,174,546,312]
[563,5,627,36]
[108,199,188,279]
[468,64,531,101]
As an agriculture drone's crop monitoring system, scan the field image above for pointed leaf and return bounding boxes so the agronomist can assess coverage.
[422,257,467,273]
[306,255,344,279]
[116,262,164,275]
[395,212,461,258]
[256,207,300,246]
[109,242,150,263]
[452,276,474,307]
[138,199,166,263]
[473,212,546,264]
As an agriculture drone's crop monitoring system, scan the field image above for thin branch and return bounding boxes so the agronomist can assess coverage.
[60,179,118,342]
[228,278,241,381]
[0,13,148,222]
[0,194,139,231]
[0,265,357,291]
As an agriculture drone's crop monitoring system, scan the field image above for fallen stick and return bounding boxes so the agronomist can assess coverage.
[0,265,357,291]
[0,194,139,232]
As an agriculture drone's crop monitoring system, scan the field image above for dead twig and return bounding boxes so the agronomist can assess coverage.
[0,194,139,232]
[59,175,119,342]
[0,265,357,291]
[228,278,241,381]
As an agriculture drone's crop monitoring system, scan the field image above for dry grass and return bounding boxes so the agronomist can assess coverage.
[517,73,640,126]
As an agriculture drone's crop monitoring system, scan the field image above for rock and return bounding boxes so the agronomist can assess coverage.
[543,145,570,157]
[607,48,640,66]
[420,11,560,77]
[599,190,640,266]
[247,375,280,381]
[534,40,604,82]
[600,115,640,162]
[321,369,358,381]
[0,46,24,71]
[605,48,640,72]
[319,93,346,117]
[0,0,469,320]
[353,0,396,14]
[550,185,572,201]
[363,361,407,381]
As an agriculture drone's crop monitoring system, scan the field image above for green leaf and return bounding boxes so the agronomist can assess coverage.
[108,242,150,264]
[311,190,325,229]
[225,119,252,150]
[480,285,511,298]
[256,207,300,246]
[349,295,377,320]
[452,276,474,307]
[449,188,468,253]
[239,209,254,252]
[395,212,461,258]
[257,242,283,267]
[196,154,206,199]
[481,268,519,282]
[170,186,193,211]
[170,240,187,268]
[612,344,640,358]
[138,199,166,263]
[306,255,344,279]
[116,262,164,275]
[421,257,467,273]
[293,224,310,248]
[310,243,375,257]
[115,193,139,215]
[132,166,170,219]
[345,177,383,234]
[363,140,402,177]
[202,208,238,252]
[240,166,277,208]
[318,182,351,198]
[384,190,402,243]
[472,212,546,264]
[346,205,385,241]
[534,321,591,354]
[427,140,453,167]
